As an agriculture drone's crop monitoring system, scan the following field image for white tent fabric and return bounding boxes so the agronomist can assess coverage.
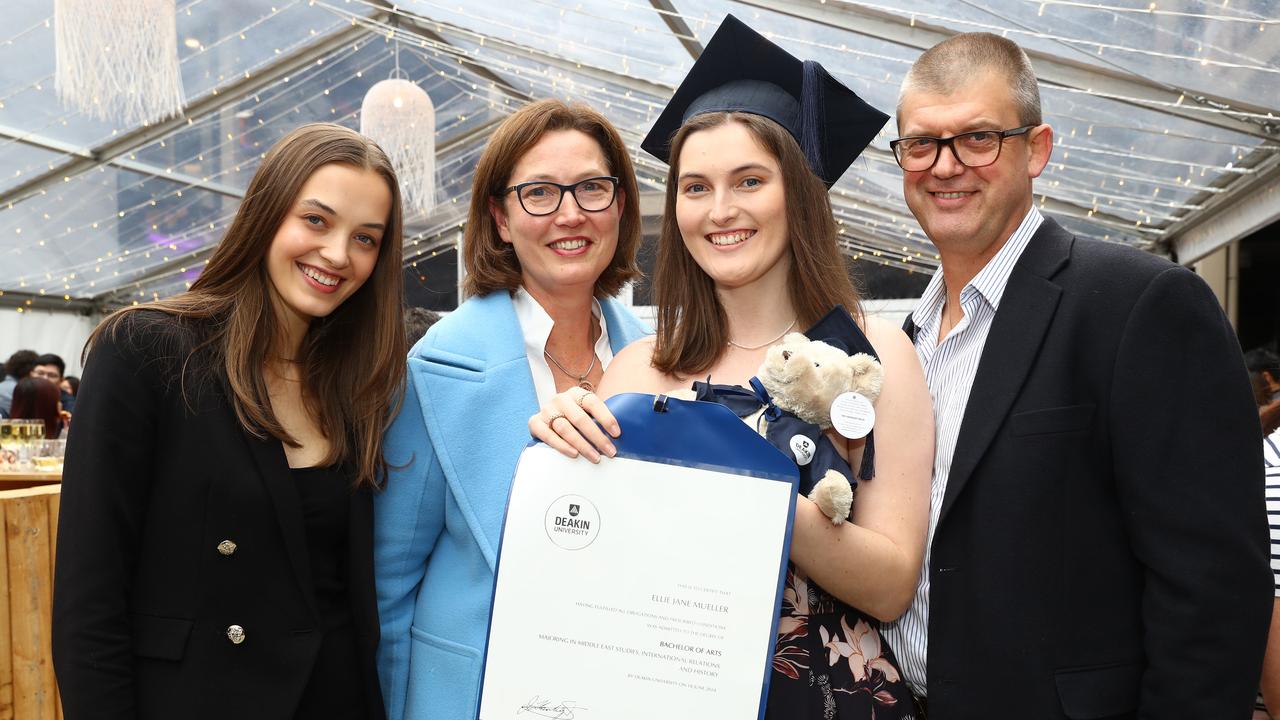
[0,308,97,377]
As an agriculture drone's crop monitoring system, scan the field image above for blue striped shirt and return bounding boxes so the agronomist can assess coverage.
[1259,428,1280,713]
[880,206,1044,696]
[1265,428,1280,596]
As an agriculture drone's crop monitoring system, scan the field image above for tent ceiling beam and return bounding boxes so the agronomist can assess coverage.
[0,123,90,157]
[0,13,383,211]
[0,124,245,199]
[736,0,1276,141]
[1167,151,1280,265]
[649,0,704,61]
[0,291,97,313]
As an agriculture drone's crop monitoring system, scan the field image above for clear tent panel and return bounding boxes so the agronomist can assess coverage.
[395,0,698,88]
[671,2,1276,245]
[0,143,64,196]
[873,0,1280,111]
[1,14,523,301]
[0,0,1276,306]
[0,164,237,298]
[0,0,348,149]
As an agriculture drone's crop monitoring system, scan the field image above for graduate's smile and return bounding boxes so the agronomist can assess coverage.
[707,228,755,248]
[676,122,790,291]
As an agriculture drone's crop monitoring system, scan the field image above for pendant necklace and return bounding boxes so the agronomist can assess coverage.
[726,318,797,351]
[544,347,598,392]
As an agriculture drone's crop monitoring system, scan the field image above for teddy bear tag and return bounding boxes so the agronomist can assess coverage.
[830,391,875,439]
[789,435,816,466]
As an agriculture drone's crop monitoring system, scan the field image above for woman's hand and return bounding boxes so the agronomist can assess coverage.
[528,387,620,462]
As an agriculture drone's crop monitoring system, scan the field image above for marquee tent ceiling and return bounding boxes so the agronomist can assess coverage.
[0,0,1276,311]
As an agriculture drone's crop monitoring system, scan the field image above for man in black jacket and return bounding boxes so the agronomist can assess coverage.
[879,32,1271,719]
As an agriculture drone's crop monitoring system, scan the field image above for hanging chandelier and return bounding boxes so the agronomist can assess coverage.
[54,0,186,126]
[360,50,437,217]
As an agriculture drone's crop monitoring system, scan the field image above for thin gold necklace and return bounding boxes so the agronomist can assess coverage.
[727,318,796,351]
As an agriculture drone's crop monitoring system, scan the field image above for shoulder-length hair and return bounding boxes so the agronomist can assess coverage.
[11,377,61,438]
[88,123,406,490]
[463,99,642,298]
[651,112,862,377]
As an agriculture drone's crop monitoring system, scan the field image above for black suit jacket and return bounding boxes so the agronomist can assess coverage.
[52,314,385,720]
[906,218,1271,719]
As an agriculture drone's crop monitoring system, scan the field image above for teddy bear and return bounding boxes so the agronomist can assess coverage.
[751,333,883,525]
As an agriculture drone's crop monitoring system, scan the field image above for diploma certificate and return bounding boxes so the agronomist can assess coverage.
[478,395,798,720]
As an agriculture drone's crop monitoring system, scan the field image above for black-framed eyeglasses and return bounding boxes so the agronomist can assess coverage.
[889,126,1036,172]
[500,176,619,216]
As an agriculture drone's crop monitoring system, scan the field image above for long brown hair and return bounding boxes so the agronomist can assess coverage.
[462,99,641,298]
[651,112,862,376]
[11,377,61,438]
[88,123,406,489]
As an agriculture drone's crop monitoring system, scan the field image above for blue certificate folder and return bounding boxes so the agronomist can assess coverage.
[477,393,800,720]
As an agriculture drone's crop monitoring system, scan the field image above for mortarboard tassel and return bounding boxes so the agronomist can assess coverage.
[800,60,828,182]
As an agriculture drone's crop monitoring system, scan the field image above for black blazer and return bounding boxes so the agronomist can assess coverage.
[906,219,1271,719]
[52,314,385,720]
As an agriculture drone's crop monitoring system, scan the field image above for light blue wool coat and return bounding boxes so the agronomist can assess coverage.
[374,290,649,720]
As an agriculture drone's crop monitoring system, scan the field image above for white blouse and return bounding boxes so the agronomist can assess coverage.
[511,287,614,408]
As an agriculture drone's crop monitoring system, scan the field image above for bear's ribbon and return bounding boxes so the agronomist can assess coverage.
[748,377,784,423]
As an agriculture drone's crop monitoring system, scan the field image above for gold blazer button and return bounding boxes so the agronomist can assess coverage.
[216,540,237,556]
[226,625,246,645]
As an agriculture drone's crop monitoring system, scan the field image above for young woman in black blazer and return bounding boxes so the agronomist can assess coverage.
[52,123,406,720]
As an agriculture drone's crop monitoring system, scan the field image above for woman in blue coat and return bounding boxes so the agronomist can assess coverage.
[373,99,650,720]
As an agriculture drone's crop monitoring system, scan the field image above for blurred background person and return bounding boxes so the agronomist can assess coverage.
[32,352,75,415]
[60,375,79,413]
[1246,348,1280,435]
[31,353,65,386]
[401,306,440,348]
[9,376,62,438]
[0,349,38,418]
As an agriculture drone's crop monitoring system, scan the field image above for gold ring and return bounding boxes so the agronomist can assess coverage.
[546,412,566,425]
[575,391,594,408]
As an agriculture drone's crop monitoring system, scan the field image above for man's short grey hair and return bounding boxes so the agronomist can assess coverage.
[898,32,1042,127]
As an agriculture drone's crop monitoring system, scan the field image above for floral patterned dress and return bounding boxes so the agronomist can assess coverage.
[691,306,916,718]
[767,566,915,719]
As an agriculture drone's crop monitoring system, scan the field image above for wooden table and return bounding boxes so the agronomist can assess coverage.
[0,483,62,719]
[0,473,61,490]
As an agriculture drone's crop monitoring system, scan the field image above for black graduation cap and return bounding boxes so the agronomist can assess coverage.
[641,14,889,188]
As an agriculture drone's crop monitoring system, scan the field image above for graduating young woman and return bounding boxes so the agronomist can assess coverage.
[531,17,934,719]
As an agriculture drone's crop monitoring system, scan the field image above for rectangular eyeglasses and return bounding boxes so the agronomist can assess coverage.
[500,176,619,216]
[889,126,1035,172]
